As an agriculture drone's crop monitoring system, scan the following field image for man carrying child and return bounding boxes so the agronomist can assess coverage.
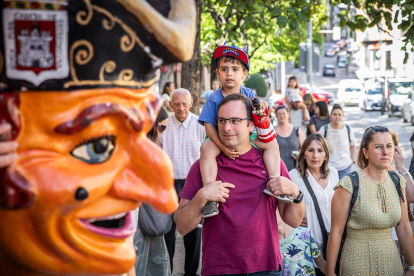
[174,93,305,276]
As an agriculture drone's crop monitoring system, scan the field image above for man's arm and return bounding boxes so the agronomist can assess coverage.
[301,104,310,122]
[350,145,356,164]
[268,176,305,228]
[174,180,235,236]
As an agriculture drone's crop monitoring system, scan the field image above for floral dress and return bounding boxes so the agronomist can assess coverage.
[334,171,406,276]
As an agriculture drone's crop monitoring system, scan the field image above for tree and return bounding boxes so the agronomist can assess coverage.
[200,0,329,84]
[245,74,268,97]
[330,0,414,62]
[181,0,204,115]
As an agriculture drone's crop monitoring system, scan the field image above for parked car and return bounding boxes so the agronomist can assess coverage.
[402,91,414,125]
[359,83,383,111]
[323,64,336,77]
[337,54,346,63]
[335,39,346,49]
[272,85,330,107]
[337,59,347,68]
[337,79,365,106]
[301,84,334,104]
[325,47,337,57]
[387,78,414,117]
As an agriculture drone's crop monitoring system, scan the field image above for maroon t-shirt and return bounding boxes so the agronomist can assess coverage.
[180,147,291,275]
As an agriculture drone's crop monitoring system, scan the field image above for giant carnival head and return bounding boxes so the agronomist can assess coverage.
[0,0,195,275]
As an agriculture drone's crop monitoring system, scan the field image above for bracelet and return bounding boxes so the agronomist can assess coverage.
[408,266,414,271]
[402,171,409,176]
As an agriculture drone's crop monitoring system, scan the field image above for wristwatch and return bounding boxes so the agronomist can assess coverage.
[293,190,304,204]
[402,170,410,176]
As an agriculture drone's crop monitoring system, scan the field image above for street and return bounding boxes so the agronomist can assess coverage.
[288,43,413,169]
[171,43,414,276]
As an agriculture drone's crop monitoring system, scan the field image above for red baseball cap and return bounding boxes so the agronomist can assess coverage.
[214,42,250,71]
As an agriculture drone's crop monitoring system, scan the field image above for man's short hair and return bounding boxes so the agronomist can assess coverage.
[218,93,252,118]
[170,88,192,101]
[216,56,248,72]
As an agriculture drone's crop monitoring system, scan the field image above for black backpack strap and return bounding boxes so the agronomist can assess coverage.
[345,125,351,144]
[347,171,360,221]
[324,124,328,138]
[389,171,405,202]
[302,177,329,246]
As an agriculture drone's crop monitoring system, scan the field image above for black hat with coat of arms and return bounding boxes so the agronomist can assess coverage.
[0,0,196,92]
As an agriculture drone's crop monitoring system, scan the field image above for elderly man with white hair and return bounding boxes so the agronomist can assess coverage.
[159,88,206,275]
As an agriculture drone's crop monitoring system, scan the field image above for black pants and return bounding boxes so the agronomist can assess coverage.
[164,179,202,276]
[315,267,325,276]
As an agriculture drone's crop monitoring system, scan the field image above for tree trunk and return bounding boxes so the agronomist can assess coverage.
[181,0,203,115]
[210,53,218,88]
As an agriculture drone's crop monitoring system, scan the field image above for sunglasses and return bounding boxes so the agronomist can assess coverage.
[158,125,167,133]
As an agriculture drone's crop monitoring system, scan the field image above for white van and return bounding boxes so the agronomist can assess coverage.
[386,78,413,117]
[337,79,365,106]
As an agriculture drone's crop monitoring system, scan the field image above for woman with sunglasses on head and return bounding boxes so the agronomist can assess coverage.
[327,126,414,276]
[132,106,172,276]
[147,107,168,146]
[275,105,305,171]
[318,104,357,180]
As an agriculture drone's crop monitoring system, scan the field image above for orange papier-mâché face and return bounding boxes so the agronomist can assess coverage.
[0,88,177,275]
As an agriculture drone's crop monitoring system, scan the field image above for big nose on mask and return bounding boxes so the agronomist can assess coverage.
[109,136,177,214]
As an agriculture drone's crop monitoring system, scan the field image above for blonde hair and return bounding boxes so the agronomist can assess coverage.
[296,133,330,179]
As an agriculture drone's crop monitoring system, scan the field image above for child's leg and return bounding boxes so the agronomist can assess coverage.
[199,140,221,218]
[200,140,221,185]
[251,139,280,177]
[252,139,293,203]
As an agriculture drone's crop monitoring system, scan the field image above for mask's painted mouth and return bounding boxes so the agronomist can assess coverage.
[79,211,136,239]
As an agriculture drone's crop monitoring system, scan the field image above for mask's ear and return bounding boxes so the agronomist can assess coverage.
[243,44,249,54]
[223,41,228,46]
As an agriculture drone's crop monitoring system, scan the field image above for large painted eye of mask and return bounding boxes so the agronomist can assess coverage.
[71,136,115,164]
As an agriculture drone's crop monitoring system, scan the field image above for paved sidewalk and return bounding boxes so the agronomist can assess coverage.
[172,231,202,276]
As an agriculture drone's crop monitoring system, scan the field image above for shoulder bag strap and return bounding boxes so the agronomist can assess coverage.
[302,177,328,237]
[324,124,328,138]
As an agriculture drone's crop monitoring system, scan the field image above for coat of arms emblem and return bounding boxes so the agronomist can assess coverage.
[3,2,68,86]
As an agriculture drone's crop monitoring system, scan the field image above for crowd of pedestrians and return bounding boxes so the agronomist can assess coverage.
[1,45,414,276]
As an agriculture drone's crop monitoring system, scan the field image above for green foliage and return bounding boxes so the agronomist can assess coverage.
[245,74,268,97]
[330,0,414,59]
[200,0,328,74]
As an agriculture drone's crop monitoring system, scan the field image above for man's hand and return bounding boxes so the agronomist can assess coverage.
[0,123,18,169]
[201,180,235,203]
[394,146,406,173]
[267,176,299,198]
[220,145,240,160]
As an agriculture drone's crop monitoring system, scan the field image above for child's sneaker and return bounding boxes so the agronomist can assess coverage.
[202,201,219,218]
[263,187,294,203]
